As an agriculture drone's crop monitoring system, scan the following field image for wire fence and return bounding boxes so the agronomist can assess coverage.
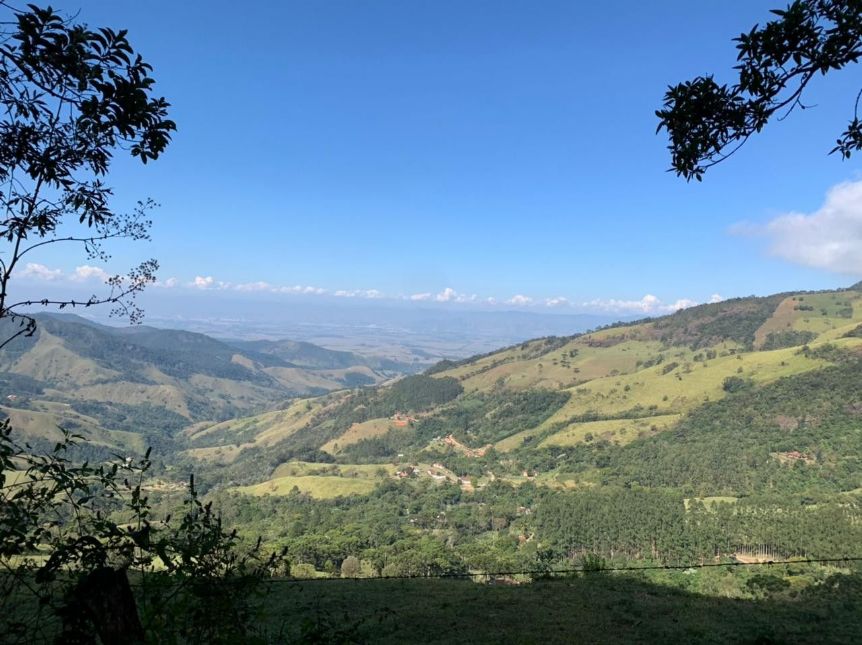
[257,555,862,585]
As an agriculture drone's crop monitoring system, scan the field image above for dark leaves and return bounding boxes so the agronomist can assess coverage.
[0,2,176,200]
[0,3,175,343]
[657,0,862,180]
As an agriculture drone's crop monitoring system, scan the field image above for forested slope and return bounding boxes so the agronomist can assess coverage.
[6,288,862,584]
[174,287,862,583]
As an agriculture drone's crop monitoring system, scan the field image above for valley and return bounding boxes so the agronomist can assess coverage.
[3,286,862,642]
[0,313,411,459]
[4,2,861,641]
[4,288,861,587]
[181,287,862,497]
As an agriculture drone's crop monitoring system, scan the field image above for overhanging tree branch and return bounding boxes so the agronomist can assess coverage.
[657,0,862,181]
[0,2,174,345]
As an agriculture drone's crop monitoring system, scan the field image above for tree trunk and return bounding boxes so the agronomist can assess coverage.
[56,567,144,645]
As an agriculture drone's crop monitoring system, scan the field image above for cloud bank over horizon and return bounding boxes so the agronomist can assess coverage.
[15,262,726,315]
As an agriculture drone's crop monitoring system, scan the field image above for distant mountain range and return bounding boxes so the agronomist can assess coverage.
[0,313,409,455]
[183,284,862,504]
[227,338,412,373]
[9,284,862,508]
[129,297,633,363]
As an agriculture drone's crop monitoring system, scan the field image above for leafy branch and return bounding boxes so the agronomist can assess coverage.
[0,2,175,340]
[657,0,862,180]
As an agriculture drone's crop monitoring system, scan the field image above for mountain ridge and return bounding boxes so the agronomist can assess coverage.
[4,286,862,592]
[177,285,862,501]
[0,313,407,456]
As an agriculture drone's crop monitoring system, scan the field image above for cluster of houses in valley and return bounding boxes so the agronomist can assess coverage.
[393,462,475,491]
[388,418,532,492]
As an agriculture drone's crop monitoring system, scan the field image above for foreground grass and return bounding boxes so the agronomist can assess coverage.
[7,568,861,642]
[263,572,862,644]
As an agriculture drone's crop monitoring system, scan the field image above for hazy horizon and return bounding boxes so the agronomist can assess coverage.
[10,0,862,328]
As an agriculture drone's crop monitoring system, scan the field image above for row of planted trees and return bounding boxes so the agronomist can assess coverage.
[210,476,862,580]
[536,489,862,564]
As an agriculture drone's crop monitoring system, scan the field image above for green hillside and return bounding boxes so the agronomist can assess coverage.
[0,314,401,457]
[196,288,862,477]
[165,287,862,589]
[6,288,862,599]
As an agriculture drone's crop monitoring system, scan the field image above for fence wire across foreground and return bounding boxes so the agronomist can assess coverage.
[249,555,862,585]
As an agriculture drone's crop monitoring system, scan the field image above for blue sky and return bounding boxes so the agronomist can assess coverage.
[20,1,862,315]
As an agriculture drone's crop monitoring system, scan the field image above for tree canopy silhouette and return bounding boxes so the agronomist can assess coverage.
[0,1,175,348]
[657,0,862,181]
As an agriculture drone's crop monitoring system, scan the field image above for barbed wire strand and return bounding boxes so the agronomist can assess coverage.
[218,555,862,586]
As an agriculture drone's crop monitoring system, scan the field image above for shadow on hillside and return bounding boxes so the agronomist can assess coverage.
[266,571,862,644]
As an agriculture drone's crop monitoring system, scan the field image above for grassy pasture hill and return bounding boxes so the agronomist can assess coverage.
[0,314,397,457]
[181,373,466,485]
[172,287,862,601]
[185,286,862,503]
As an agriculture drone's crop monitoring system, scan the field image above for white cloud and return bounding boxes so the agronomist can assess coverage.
[668,298,697,311]
[639,294,661,310]
[507,294,533,306]
[743,179,862,274]
[181,278,330,295]
[21,263,63,281]
[583,294,659,314]
[18,264,334,298]
[584,293,701,315]
[334,289,384,299]
[407,287,478,303]
[436,288,474,302]
[435,287,458,302]
[435,287,476,303]
[235,281,272,292]
[71,265,110,282]
[191,276,232,290]
[12,261,726,321]
[192,275,215,289]
[270,284,323,295]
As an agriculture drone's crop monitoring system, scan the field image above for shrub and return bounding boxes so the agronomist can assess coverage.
[722,376,753,393]
[341,556,361,578]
